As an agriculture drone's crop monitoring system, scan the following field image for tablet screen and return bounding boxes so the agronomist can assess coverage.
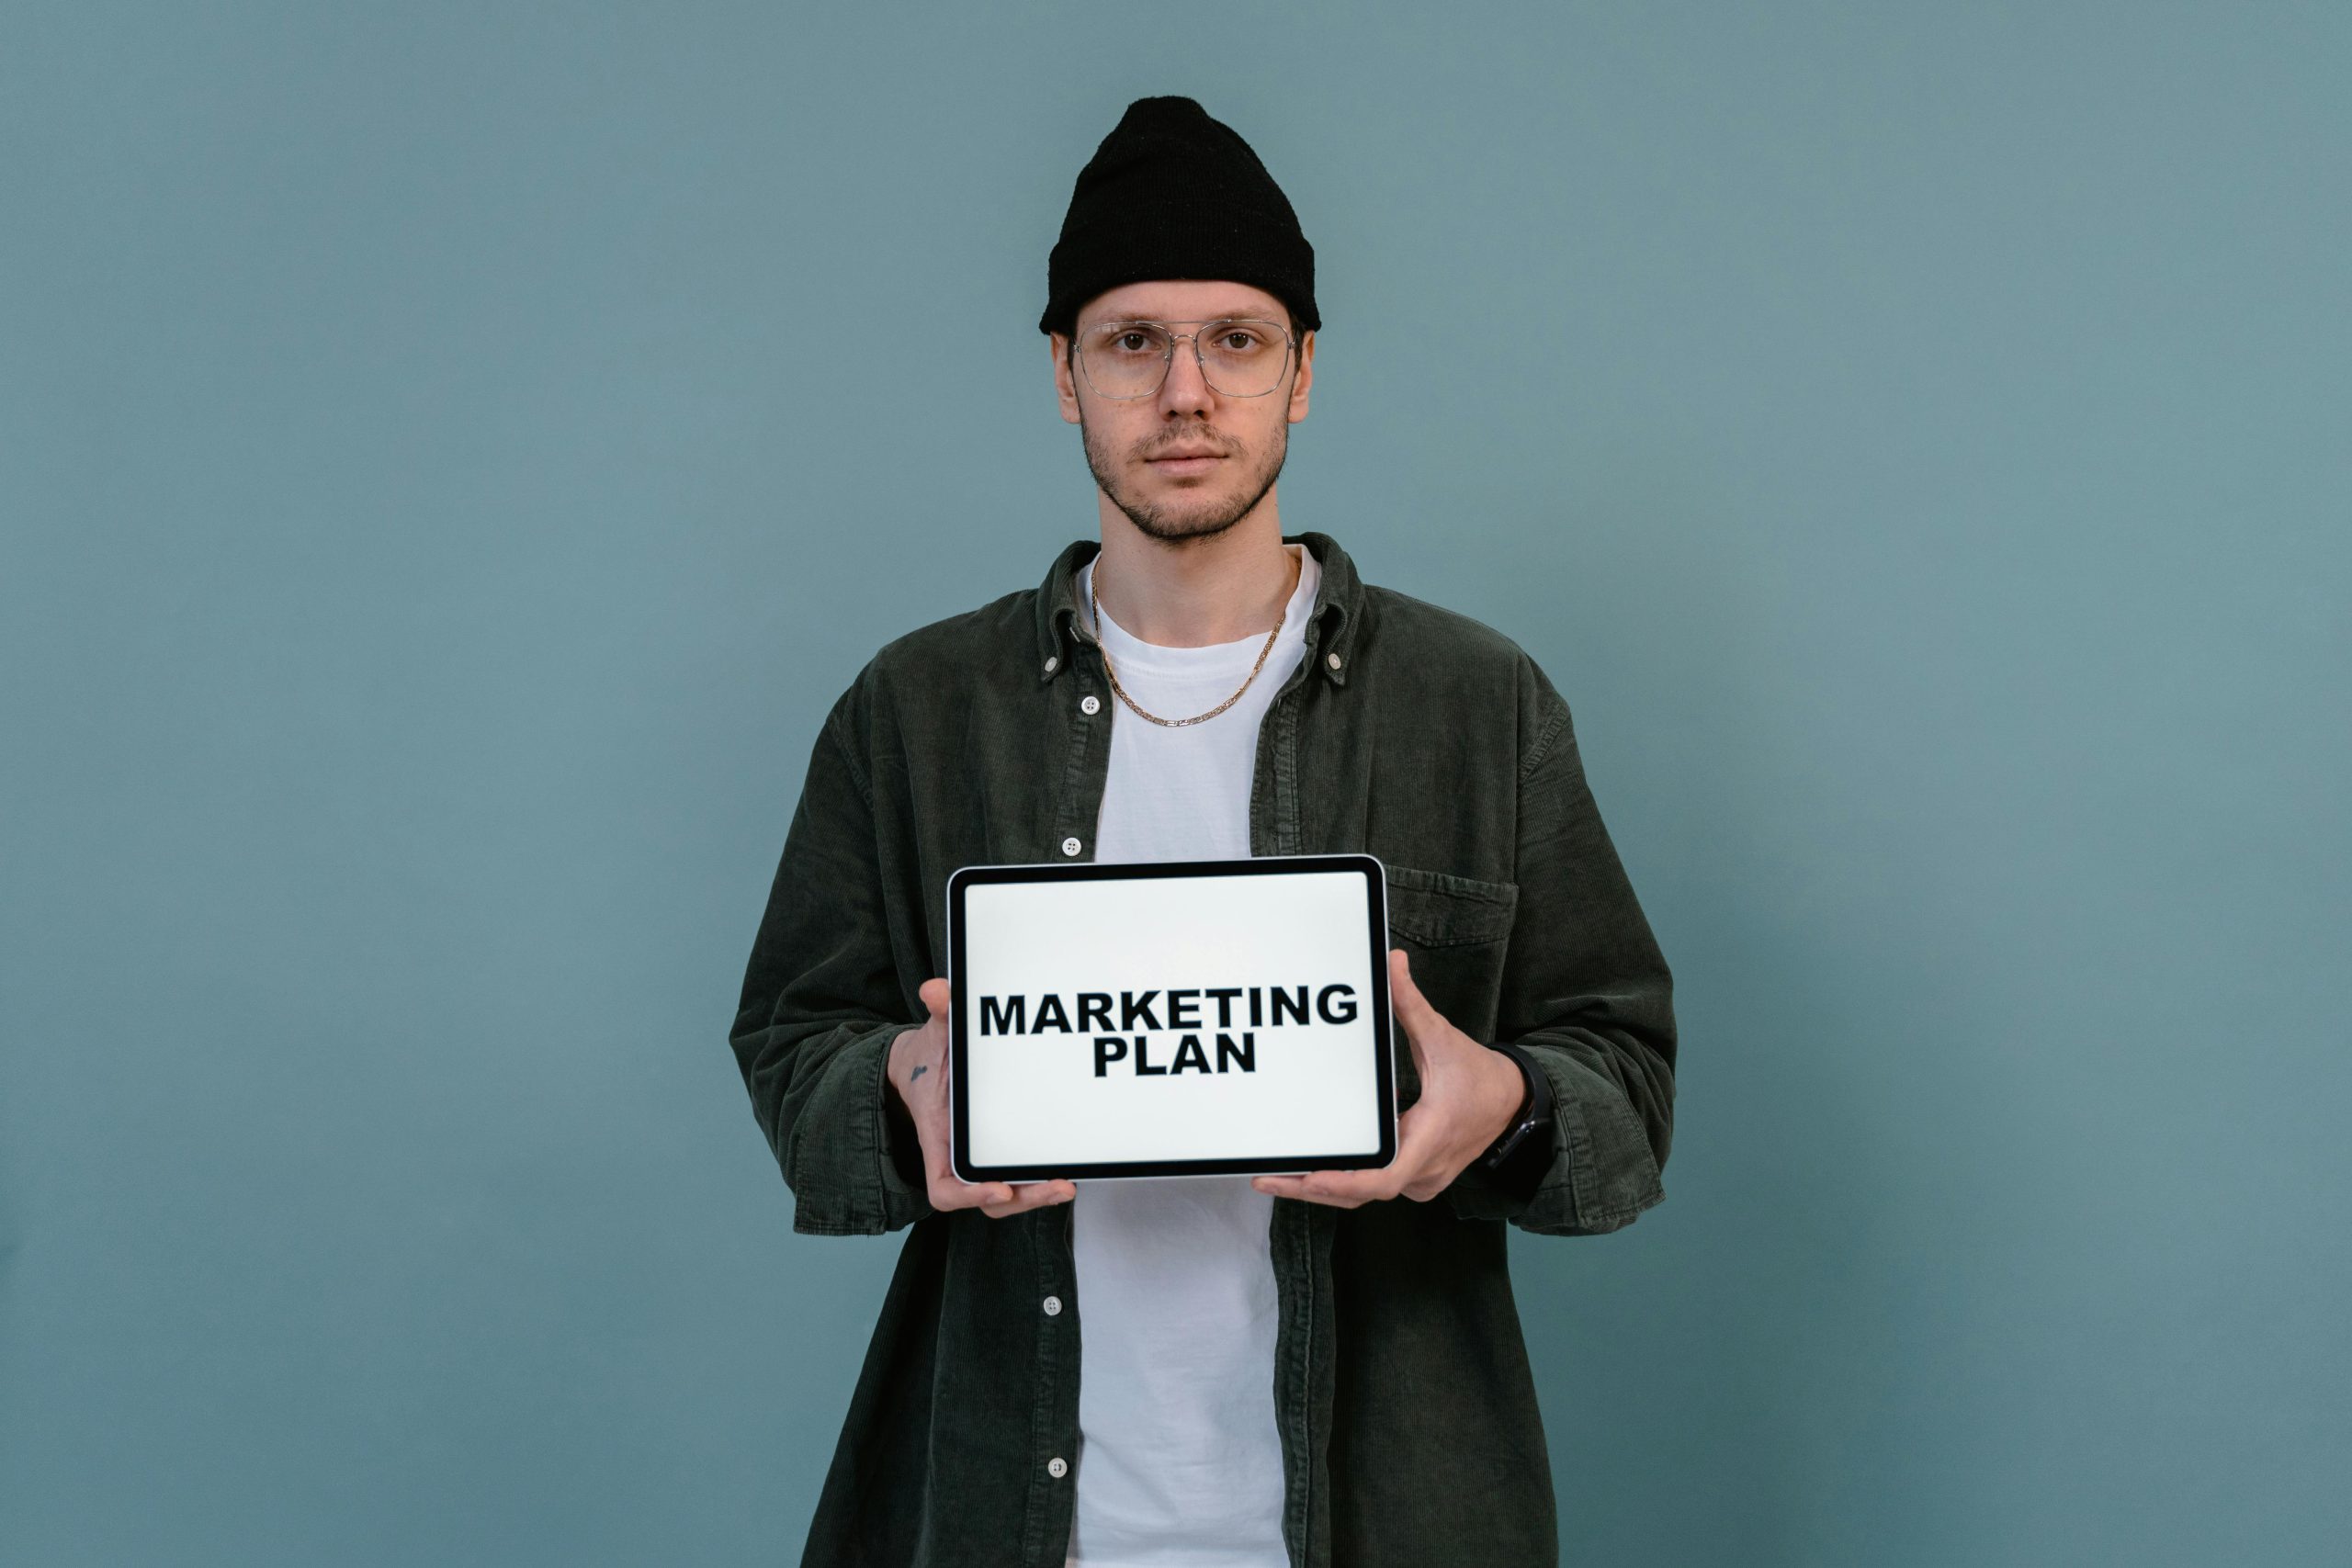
[946,853,1396,1182]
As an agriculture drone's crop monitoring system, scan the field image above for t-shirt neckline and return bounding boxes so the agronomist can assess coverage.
[1083,543,1317,678]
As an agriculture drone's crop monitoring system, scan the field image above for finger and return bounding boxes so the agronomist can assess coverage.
[1388,948,1431,1027]
[1251,1169,1389,1205]
[981,1179,1076,1218]
[933,1175,1013,1211]
[1252,1179,1365,1208]
[920,976,952,1023]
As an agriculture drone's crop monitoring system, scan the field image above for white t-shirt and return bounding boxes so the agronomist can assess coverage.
[1063,541,1320,1568]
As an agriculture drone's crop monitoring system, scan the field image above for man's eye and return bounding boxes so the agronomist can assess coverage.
[1219,331,1261,351]
[1114,332,1153,353]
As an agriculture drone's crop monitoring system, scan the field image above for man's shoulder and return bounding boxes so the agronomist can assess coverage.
[1359,581,1538,678]
[871,586,1038,671]
[1358,582,1572,757]
[828,584,1045,731]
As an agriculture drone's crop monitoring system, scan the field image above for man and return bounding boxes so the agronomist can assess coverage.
[729,96,1677,1568]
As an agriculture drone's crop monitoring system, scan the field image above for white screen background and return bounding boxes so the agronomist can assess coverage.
[956,868,1387,1172]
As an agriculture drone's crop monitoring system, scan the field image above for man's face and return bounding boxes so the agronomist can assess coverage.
[1051,279,1315,547]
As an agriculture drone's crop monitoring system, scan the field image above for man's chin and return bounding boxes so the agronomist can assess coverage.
[1127,498,1250,540]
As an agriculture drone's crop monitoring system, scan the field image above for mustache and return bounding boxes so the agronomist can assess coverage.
[1138,426,1236,459]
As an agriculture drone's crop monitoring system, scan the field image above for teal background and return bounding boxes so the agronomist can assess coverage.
[4,3,2345,1563]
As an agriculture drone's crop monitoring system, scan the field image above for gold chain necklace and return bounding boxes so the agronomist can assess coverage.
[1087,547,1300,728]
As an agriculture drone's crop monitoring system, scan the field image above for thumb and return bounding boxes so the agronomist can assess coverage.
[1387,948,1432,1032]
[920,976,952,1024]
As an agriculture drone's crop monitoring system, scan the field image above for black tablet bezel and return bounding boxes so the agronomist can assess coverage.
[944,852,1396,1184]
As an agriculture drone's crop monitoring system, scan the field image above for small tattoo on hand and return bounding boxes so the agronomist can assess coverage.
[910,1065,929,1083]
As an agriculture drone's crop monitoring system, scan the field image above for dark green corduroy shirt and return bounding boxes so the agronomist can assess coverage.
[729,529,1677,1568]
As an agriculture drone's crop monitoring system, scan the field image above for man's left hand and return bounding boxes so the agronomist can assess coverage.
[1250,947,1530,1208]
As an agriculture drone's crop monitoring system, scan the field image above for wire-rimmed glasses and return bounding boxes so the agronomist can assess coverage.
[1073,317,1298,400]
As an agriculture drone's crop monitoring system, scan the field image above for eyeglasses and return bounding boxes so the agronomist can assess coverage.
[1073,317,1298,400]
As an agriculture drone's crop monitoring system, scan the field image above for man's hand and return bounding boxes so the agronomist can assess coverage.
[1250,948,1529,1208]
[889,977,1077,1219]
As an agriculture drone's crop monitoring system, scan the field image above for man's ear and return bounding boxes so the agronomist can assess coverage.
[1286,329,1315,424]
[1051,333,1082,424]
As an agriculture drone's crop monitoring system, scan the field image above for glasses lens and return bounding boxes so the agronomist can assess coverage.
[1079,321,1175,397]
[1197,320,1290,396]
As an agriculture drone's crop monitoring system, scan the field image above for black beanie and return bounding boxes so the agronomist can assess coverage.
[1039,96,1318,339]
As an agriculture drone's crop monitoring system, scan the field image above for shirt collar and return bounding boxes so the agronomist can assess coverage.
[1034,529,1362,689]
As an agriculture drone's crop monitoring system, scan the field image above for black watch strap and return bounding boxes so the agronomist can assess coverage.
[1476,1041,1555,1190]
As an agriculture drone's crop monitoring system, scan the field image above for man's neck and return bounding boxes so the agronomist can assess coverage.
[1089,514,1301,649]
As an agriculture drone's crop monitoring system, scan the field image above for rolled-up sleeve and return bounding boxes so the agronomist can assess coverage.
[1443,656,1678,1235]
[728,680,935,1236]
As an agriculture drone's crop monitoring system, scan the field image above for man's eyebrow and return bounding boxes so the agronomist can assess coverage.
[1076,310,1282,331]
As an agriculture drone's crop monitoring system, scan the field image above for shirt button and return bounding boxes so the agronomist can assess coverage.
[1061,836,1082,857]
[1044,655,1058,674]
[1326,651,1343,670]
[1043,1294,1062,1316]
[1047,1456,1069,1479]
[1080,694,1101,715]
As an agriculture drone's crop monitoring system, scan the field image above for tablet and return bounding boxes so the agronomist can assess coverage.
[945,852,1396,1184]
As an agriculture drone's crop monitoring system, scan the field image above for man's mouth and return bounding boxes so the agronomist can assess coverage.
[1147,450,1226,475]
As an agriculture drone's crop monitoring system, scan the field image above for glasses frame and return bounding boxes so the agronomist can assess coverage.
[1072,316,1300,400]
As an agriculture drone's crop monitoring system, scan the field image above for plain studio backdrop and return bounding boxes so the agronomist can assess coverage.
[2,4,2345,1564]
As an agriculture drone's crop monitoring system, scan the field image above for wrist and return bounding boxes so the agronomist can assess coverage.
[1483,1046,1532,1144]
[1475,1041,1553,1176]
[887,1025,930,1113]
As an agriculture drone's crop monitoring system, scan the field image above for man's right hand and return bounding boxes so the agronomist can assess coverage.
[888,976,1077,1219]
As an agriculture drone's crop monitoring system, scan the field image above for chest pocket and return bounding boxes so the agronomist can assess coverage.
[1380,863,1519,1111]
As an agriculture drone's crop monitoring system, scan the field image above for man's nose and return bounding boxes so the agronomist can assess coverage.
[1156,336,1216,418]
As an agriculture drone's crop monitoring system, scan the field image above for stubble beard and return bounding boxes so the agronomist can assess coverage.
[1080,406,1290,550]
